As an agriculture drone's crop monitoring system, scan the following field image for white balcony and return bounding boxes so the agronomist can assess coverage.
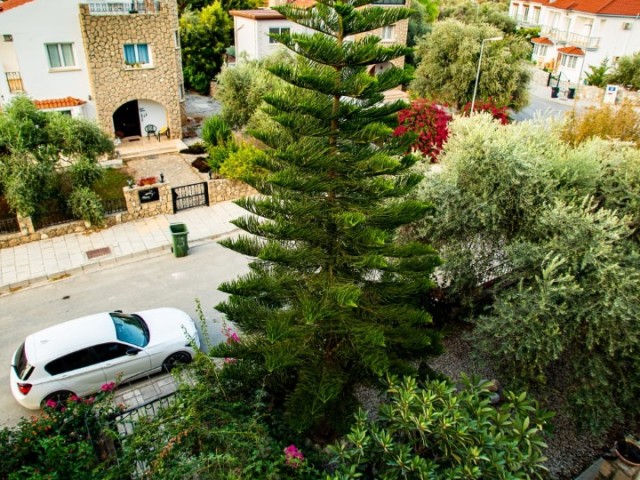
[87,1,160,14]
[540,25,601,49]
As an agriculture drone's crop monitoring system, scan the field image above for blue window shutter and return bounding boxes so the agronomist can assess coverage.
[137,44,149,64]
[124,44,136,64]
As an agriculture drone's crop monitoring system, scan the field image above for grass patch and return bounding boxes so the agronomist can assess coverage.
[93,168,132,200]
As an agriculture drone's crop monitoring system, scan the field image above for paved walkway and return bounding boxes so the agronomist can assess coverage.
[0,200,247,295]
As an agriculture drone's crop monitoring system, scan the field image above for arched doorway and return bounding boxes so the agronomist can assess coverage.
[369,61,395,76]
[113,100,141,138]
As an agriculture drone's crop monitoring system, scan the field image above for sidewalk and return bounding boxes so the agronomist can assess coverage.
[0,200,247,295]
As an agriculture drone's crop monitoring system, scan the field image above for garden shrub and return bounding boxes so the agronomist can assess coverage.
[68,187,104,226]
[606,51,640,90]
[70,156,104,188]
[329,375,553,480]
[202,115,233,147]
[560,100,640,147]
[460,98,511,124]
[393,99,452,162]
[410,115,640,433]
[219,144,266,182]
[207,142,237,173]
[0,385,120,479]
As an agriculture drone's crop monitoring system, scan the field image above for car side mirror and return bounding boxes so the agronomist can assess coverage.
[126,348,139,356]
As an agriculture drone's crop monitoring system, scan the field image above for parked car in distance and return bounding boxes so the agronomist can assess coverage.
[10,308,200,409]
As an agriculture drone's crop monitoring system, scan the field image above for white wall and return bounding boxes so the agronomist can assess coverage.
[138,99,167,134]
[235,15,310,63]
[234,16,260,61]
[0,0,95,117]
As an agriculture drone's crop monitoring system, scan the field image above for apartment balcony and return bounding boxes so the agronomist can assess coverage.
[5,72,24,93]
[514,14,541,28]
[87,0,160,14]
[541,25,601,49]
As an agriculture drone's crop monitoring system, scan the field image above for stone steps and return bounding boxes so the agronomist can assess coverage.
[116,139,188,160]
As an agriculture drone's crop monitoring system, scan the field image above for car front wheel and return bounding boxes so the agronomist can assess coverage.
[162,351,192,372]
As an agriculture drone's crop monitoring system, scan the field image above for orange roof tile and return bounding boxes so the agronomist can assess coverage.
[526,0,640,16]
[532,36,554,45]
[558,46,585,55]
[34,97,86,110]
[0,0,35,13]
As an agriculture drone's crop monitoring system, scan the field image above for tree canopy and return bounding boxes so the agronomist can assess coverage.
[0,96,113,217]
[180,2,232,94]
[410,19,531,110]
[213,0,442,435]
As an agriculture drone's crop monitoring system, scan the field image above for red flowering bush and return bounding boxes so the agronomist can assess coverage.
[460,99,511,125]
[393,100,452,163]
[137,176,157,186]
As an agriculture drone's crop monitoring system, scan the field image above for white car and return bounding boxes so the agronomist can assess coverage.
[10,308,200,409]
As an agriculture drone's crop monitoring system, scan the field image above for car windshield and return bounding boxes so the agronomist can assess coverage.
[110,313,150,347]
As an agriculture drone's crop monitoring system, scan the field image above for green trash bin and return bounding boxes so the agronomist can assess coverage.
[170,223,189,257]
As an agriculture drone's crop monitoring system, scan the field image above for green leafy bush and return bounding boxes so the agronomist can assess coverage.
[202,115,233,147]
[329,375,553,480]
[606,51,640,90]
[70,156,104,188]
[219,143,267,182]
[68,187,104,226]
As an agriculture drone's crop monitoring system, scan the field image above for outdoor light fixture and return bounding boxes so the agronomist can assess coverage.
[208,171,212,180]
[160,172,165,183]
[471,36,503,114]
[127,179,134,189]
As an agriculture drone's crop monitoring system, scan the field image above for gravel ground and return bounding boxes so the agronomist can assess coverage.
[428,333,607,480]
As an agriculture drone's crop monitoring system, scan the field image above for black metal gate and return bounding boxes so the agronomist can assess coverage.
[172,182,209,212]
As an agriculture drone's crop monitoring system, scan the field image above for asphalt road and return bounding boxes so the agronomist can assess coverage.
[0,238,250,427]
[511,85,577,122]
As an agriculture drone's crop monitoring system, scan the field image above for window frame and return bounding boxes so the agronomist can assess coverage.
[561,54,579,68]
[381,24,396,41]
[46,43,76,70]
[268,27,290,44]
[123,43,152,67]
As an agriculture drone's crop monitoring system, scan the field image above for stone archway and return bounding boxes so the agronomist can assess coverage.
[112,99,168,139]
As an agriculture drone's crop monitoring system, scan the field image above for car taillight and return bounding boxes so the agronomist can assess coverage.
[17,383,32,395]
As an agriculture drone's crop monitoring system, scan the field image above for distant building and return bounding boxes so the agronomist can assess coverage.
[0,0,184,139]
[509,0,640,84]
[230,0,410,75]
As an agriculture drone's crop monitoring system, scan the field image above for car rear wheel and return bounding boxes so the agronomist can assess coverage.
[41,390,74,410]
[162,351,192,372]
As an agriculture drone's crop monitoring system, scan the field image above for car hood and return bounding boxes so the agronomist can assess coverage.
[137,308,199,348]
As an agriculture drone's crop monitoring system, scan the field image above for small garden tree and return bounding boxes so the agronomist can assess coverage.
[213,0,442,436]
[329,375,553,480]
[560,100,640,147]
[180,2,232,94]
[411,20,531,110]
[606,51,640,90]
[409,115,640,433]
[0,96,113,217]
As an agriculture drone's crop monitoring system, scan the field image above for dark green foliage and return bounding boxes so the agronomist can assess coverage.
[584,58,609,87]
[329,375,553,479]
[0,97,113,217]
[410,115,640,433]
[439,0,516,33]
[70,156,104,188]
[606,51,640,90]
[68,187,105,226]
[213,0,442,436]
[202,114,233,146]
[180,3,232,94]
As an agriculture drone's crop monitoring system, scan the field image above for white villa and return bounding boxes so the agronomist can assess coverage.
[509,0,640,85]
[230,0,410,75]
[0,0,184,140]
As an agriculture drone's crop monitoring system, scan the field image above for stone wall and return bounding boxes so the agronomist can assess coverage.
[79,0,183,139]
[0,179,256,249]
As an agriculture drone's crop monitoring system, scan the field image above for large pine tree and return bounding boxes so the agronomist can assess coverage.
[215,0,442,434]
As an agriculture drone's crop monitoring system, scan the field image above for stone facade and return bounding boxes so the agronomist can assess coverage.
[123,183,174,217]
[79,1,183,139]
[208,178,258,203]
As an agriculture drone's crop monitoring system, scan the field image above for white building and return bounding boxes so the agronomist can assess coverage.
[230,0,410,74]
[0,0,184,139]
[509,0,640,84]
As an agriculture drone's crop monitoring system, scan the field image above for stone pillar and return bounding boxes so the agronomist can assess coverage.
[123,182,173,218]
[596,458,640,480]
[16,214,35,235]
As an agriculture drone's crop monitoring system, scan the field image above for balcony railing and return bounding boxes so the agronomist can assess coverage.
[514,13,542,27]
[88,1,160,14]
[541,25,601,49]
[5,72,24,93]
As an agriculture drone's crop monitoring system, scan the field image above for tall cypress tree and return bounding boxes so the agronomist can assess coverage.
[215,0,442,434]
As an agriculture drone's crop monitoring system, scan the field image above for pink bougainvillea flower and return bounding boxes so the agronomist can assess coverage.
[45,399,57,409]
[225,327,241,344]
[69,394,80,403]
[84,397,95,405]
[284,444,304,468]
[101,382,116,392]
[223,357,237,364]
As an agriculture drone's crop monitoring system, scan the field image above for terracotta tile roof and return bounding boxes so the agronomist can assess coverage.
[0,0,35,13]
[526,0,640,16]
[34,97,86,110]
[532,36,554,45]
[558,46,586,55]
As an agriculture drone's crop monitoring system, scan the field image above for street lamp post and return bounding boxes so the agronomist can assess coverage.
[471,36,503,113]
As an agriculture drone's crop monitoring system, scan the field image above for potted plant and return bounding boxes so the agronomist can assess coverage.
[615,437,640,467]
